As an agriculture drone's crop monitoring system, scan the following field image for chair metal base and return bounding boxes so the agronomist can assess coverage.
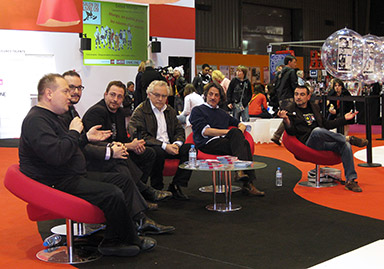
[36,246,101,264]
[206,203,241,212]
[199,185,241,193]
[298,181,338,188]
[51,223,106,237]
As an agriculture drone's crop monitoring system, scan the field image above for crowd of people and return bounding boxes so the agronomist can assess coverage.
[18,56,368,258]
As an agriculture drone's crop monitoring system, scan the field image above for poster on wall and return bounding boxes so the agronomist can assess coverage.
[82,1,147,66]
[219,66,229,79]
[263,66,270,84]
[269,53,291,81]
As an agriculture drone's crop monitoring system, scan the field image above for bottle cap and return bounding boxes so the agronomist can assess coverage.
[191,145,195,148]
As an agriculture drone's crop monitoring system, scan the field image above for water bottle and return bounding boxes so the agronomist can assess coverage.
[189,145,197,167]
[43,234,62,247]
[276,167,282,187]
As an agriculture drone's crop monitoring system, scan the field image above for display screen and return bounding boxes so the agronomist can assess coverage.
[82,1,147,66]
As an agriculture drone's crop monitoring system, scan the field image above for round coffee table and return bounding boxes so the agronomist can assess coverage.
[179,161,267,212]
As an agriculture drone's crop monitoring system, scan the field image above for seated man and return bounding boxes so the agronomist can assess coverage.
[278,85,367,192]
[81,80,172,203]
[189,82,264,196]
[129,80,193,200]
[19,73,171,257]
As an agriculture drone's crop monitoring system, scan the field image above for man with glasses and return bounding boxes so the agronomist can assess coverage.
[129,80,193,200]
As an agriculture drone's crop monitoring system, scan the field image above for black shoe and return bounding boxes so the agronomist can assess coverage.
[348,136,368,147]
[271,137,281,146]
[234,171,250,182]
[139,236,157,252]
[137,217,176,235]
[98,239,140,257]
[142,187,173,202]
[167,183,190,201]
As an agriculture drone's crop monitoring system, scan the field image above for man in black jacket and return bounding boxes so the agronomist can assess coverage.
[278,85,367,192]
[19,73,158,257]
[271,55,298,145]
[192,63,211,95]
[140,59,167,105]
[129,80,193,200]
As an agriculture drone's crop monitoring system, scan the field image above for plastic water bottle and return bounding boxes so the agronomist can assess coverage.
[189,145,197,167]
[276,167,282,187]
[43,234,62,247]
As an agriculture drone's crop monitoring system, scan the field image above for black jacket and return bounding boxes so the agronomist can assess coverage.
[227,77,252,108]
[128,99,185,147]
[275,66,298,101]
[141,67,166,104]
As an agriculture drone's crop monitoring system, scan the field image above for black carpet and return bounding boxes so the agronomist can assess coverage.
[37,156,384,268]
[0,139,19,148]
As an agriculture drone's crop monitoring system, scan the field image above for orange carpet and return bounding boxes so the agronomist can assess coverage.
[0,148,70,268]
[256,133,384,221]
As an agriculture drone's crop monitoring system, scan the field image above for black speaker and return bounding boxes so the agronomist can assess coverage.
[151,41,161,53]
[80,37,92,51]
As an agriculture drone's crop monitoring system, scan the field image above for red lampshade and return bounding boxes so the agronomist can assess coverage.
[125,0,180,4]
[37,0,80,27]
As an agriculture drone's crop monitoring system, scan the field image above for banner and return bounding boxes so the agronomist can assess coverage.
[83,1,147,66]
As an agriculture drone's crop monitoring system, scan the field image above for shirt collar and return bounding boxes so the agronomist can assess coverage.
[204,102,219,109]
[149,99,167,113]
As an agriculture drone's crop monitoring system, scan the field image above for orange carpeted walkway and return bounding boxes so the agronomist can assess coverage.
[0,148,70,268]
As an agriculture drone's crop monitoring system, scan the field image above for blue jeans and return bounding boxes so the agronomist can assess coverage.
[305,127,357,182]
[233,105,250,122]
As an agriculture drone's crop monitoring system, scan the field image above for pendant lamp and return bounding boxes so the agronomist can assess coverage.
[37,0,80,27]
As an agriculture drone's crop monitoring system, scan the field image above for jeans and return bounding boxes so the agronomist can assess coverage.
[233,105,250,122]
[305,127,357,182]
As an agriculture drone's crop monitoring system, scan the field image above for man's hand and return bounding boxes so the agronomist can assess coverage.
[329,104,336,115]
[228,103,233,110]
[165,144,179,155]
[111,143,128,159]
[86,125,112,142]
[238,123,246,133]
[345,110,358,121]
[69,117,84,134]
[277,110,291,126]
[126,138,146,154]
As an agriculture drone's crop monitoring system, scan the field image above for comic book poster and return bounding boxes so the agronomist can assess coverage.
[263,66,270,84]
[83,1,147,66]
[337,35,353,73]
[219,65,229,79]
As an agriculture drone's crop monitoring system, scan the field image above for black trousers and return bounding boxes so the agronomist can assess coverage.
[150,144,192,190]
[129,147,156,186]
[199,128,256,181]
[53,172,144,245]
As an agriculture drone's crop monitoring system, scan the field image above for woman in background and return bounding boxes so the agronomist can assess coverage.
[249,84,272,118]
[327,78,354,135]
[177,84,204,125]
[211,70,231,93]
[134,61,145,107]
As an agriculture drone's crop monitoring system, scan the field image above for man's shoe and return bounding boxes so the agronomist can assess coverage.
[348,136,368,147]
[167,183,189,200]
[234,170,250,182]
[345,180,362,192]
[242,182,265,196]
[147,202,158,211]
[271,137,281,146]
[98,239,140,257]
[142,187,173,202]
[139,236,157,252]
[137,217,176,235]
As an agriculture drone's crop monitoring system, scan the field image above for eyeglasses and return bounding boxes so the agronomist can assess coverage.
[151,92,168,99]
[69,85,85,91]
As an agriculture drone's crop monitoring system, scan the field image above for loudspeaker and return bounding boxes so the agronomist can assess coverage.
[151,41,161,53]
[80,37,92,51]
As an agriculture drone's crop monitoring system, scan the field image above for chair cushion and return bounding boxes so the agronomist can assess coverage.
[282,132,342,165]
[163,159,180,177]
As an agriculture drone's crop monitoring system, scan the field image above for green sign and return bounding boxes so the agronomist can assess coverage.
[83,1,147,66]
